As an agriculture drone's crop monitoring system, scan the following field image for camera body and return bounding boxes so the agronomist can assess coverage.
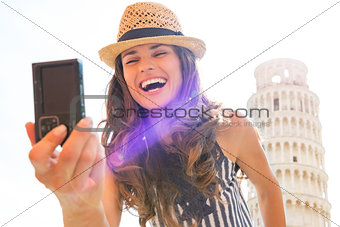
[32,58,85,145]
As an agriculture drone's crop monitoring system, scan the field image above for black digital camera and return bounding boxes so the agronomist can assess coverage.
[32,59,85,145]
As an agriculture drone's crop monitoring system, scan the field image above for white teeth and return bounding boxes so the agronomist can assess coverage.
[141,78,167,89]
[148,88,160,92]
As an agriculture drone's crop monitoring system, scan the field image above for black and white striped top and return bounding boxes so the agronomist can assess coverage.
[149,142,254,227]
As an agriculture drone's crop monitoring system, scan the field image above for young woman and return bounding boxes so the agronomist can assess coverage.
[26,2,286,227]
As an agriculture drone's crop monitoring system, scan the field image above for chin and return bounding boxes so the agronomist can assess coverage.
[139,99,170,110]
[142,103,166,110]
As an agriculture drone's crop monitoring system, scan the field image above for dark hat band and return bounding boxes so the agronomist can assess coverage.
[118,27,184,42]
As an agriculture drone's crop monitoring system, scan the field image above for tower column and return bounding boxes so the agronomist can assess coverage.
[280,141,284,162]
[298,143,301,165]
[299,171,303,193]
[282,169,285,187]
[279,90,282,111]
[292,169,295,191]
[270,91,274,112]
[289,142,292,163]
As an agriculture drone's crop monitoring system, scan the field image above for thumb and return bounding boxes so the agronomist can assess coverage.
[29,124,67,172]
[25,122,36,146]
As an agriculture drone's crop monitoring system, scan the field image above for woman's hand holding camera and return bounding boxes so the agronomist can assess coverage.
[25,117,109,226]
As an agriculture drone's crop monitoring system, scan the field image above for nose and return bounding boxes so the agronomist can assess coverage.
[139,57,155,73]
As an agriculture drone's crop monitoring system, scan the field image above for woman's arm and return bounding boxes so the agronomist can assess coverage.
[216,116,286,227]
[59,164,122,227]
[59,150,122,227]
[102,165,122,227]
[61,202,109,227]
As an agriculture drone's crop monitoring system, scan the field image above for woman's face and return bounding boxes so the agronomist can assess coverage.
[121,43,183,110]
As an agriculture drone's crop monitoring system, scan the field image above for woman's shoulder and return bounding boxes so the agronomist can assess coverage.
[215,111,258,163]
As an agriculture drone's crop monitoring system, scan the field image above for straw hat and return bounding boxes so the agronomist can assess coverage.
[98,2,206,69]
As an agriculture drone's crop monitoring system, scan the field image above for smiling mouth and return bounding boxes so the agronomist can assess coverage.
[140,80,167,92]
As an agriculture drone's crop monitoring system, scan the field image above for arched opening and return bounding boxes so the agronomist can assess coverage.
[317,175,323,197]
[284,69,289,79]
[274,91,280,111]
[268,143,273,162]
[275,142,282,162]
[291,117,297,136]
[310,97,314,115]
[276,169,282,185]
[289,91,295,110]
[282,91,287,110]
[308,145,313,166]
[286,199,293,224]
[272,75,281,84]
[266,92,272,112]
[306,120,311,138]
[285,169,291,188]
[310,173,316,194]
[293,142,298,162]
[297,92,303,111]
[275,118,280,136]
[304,94,309,113]
[294,169,300,191]
[315,148,321,169]
[304,201,312,226]
[302,171,309,194]
[312,123,317,140]
[283,117,289,135]
[284,142,290,162]
[260,95,265,110]
[299,119,305,137]
[301,144,306,164]
[268,118,272,136]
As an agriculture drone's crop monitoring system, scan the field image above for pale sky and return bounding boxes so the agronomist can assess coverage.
[1,0,339,226]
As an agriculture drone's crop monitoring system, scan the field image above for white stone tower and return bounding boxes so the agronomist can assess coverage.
[246,58,331,227]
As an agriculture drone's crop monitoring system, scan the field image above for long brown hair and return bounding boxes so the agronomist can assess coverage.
[101,45,230,227]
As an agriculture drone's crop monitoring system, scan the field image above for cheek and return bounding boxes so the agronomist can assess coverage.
[123,70,134,87]
[174,63,183,88]
[122,72,136,97]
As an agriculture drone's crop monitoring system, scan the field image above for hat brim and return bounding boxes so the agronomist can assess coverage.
[98,35,206,69]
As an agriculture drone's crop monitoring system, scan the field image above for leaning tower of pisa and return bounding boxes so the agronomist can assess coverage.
[246,58,331,227]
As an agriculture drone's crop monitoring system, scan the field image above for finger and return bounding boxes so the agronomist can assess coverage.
[70,133,98,191]
[25,122,36,146]
[57,117,94,176]
[89,143,106,189]
[29,124,67,172]
[87,144,106,205]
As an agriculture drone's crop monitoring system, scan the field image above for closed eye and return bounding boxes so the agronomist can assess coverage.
[125,59,138,65]
[154,52,167,57]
